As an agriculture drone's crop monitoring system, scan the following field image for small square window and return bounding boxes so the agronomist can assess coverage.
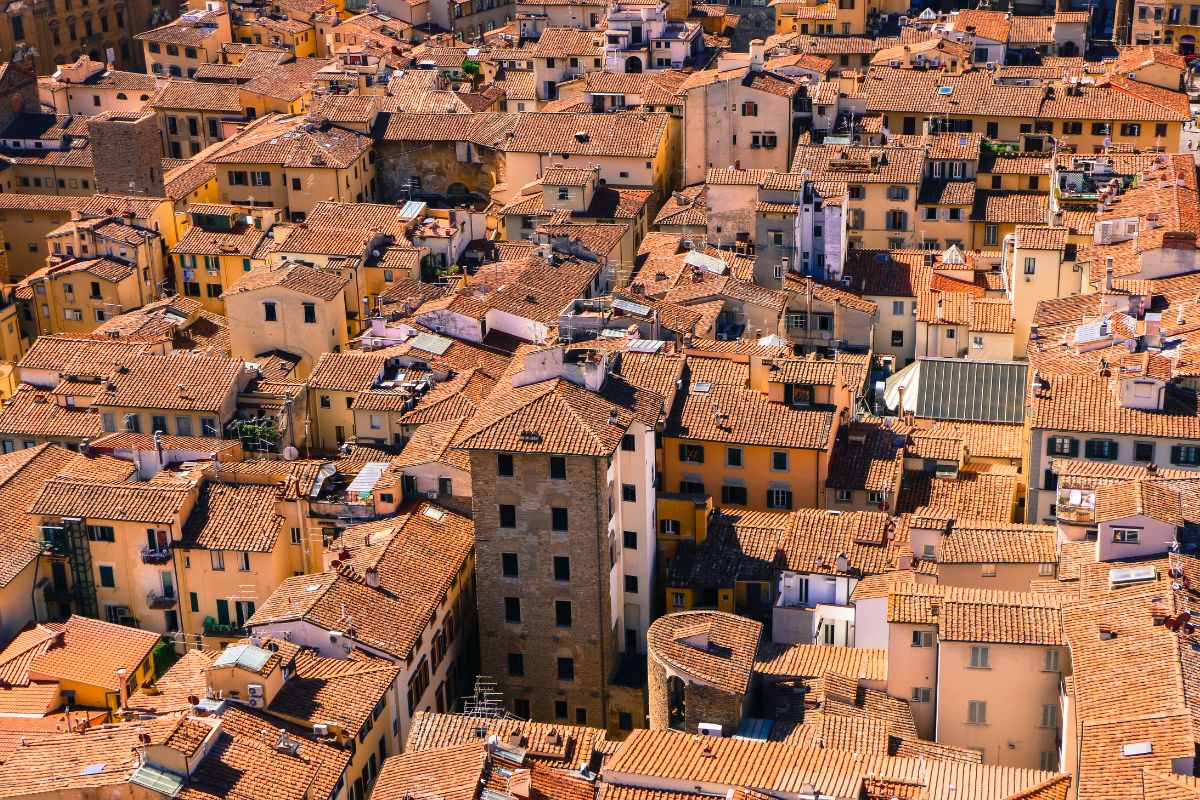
[501,552,518,577]
[549,456,566,479]
[553,556,570,581]
[497,453,514,476]
[507,652,524,675]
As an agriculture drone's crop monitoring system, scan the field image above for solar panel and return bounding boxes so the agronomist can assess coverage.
[612,297,652,317]
[411,331,454,355]
[683,249,728,275]
[80,764,106,776]
[214,644,272,672]
[626,339,665,353]
[130,764,185,797]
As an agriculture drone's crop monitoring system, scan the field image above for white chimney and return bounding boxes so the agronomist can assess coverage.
[749,39,765,70]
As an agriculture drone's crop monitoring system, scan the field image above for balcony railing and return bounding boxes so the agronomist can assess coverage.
[146,590,177,610]
[203,619,248,638]
[141,545,172,564]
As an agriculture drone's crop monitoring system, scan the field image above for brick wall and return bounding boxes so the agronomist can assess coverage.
[648,647,744,735]
[471,450,618,727]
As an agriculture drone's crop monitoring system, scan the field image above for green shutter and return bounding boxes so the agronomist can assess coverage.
[1068,438,1079,457]
[1172,445,1184,465]
[678,443,688,461]
[216,598,230,626]
[1046,437,1057,456]
[189,592,198,612]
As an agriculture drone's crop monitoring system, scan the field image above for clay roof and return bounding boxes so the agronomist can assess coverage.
[29,478,192,523]
[506,112,670,159]
[754,641,887,681]
[93,354,242,413]
[181,482,284,552]
[25,615,160,691]
[1094,480,1183,526]
[647,610,762,694]
[249,502,472,659]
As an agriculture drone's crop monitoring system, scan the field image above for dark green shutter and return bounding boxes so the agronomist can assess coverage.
[216,598,230,626]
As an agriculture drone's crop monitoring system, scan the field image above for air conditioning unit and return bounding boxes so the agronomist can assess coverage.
[247,684,264,698]
[697,723,722,737]
[313,723,329,736]
[246,696,263,708]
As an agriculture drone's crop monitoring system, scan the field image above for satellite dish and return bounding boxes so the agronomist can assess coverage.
[281,446,299,461]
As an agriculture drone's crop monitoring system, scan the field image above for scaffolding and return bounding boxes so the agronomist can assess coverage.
[40,518,98,619]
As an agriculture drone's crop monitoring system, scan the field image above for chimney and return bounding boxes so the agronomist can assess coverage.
[748,39,765,70]
[364,567,379,588]
[1105,257,1114,292]
[116,668,129,709]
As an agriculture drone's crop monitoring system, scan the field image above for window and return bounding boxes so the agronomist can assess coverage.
[189,592,199,612]
[1085,439,1118,460]
[557,657,574,680]
[553,556,570,581]
[507,652,524,675]
[1044,649,1060,672]
[661,519,680,535]
[501,552,518,577]
[302,303,316,324]
[551,507,569,531]
[623,530,637,549]
[497,453,514,476]
[1113,528,1140,544]
[263,302,277,322]
[671,591,685,608]
[555,600,572,627]
[981,563,997,577]
[554,700,568,719]
[1134,442,1155,463]
[678,443,704,463]
[891,330,904,347]
[290,527,302,545]
[98,564,115,588]
[621,483,636,502]
[1120,123,1141,137]
[835,489,852,503]
[726,447,743,467]
[740,101,758,116]
[499,505,516,528]
[912,630,934,647]
[237,552,250,571]
[504,596,521,623]
[211,551,224,571]
[621,434,636,451]
[1040,752,1057,772]
[1041,704,1058,728]
[1047,436,1079,457]
[619,711,633,731]
[625,575,638,593]
[151,415,167,434]
[549,456,566,479]
[972,335,984,349]
[968,700,988,724]
[886,210,908,230]
[87,525,115,542]
[771,451,789,471]
[984,223,999,246]
[911,687,932,702]
[1172,445,1200,465]
[722,485,748,505]
[1039,563,1055,576]
[1024,256,1036,275]
[887,185,909,200]
[406,659,430,712]
[767,488,793,510]
[969,645,990,669]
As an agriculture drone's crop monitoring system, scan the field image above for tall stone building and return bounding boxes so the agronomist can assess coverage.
[0,0,180,76]
[458,345,662,731]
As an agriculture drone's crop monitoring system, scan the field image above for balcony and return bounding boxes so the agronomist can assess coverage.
[140,545,172,565]
[1056,487,1096,525]
[146,589,177,610]
[203,619,247,638]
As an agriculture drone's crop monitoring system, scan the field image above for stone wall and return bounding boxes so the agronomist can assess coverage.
[88,112,165,197]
